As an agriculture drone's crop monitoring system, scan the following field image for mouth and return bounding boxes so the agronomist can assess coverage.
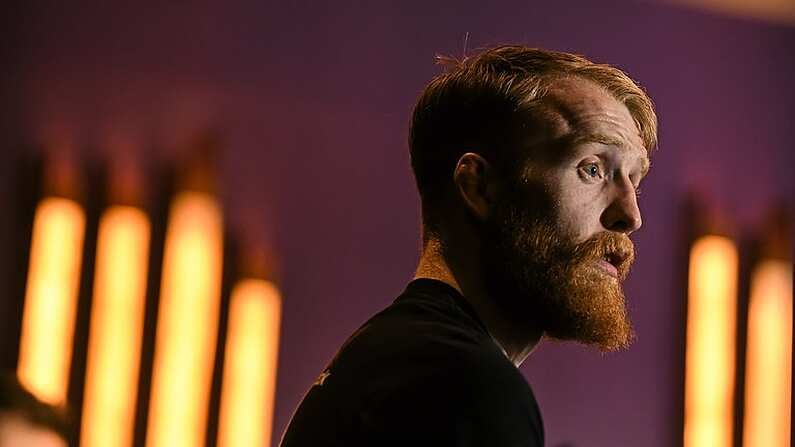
[597,258,618,277]
[597,251,628,279]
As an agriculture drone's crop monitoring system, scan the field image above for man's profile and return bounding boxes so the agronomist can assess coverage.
[280,45,657,446]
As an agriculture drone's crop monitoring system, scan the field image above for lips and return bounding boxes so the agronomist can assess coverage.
[597,258,619,277]
[597,250,629,279]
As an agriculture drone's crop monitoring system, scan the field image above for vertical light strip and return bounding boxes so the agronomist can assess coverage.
[146,192,224,447]
[217,279,282,447]
[684,235,739,447]
[80,206,151,447]
[17,197,86,406]
[743,260,792,447]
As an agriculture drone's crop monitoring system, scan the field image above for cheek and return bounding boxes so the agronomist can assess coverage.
[554,182,606,242]
[519,169,605,241]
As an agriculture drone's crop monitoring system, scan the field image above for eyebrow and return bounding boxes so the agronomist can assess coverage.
[570,132,628,149]
[570,132,651,177]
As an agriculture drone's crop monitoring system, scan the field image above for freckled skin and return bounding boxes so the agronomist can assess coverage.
[521,77,648,243]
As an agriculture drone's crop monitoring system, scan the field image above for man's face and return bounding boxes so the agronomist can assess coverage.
[480,77,649,351]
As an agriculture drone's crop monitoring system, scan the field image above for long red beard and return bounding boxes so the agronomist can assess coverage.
[481,203,636,352]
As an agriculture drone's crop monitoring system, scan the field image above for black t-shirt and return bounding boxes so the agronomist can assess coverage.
[280,278,544,446]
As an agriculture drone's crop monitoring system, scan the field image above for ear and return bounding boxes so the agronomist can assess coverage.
[453,152,497,221]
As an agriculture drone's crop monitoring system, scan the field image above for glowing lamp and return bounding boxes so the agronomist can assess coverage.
[742,260,792,447]
[80,206,151,447]
[217,279,282,447]
[684,235,739,447]
[145,192,224,447]
[17,197,86,406]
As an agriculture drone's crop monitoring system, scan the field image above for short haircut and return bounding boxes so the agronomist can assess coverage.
[408,45,658,242]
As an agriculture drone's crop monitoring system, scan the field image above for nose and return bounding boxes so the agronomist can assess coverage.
[600,178,642,234]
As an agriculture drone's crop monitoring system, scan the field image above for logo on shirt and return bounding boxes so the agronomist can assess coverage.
[313,370,331,386]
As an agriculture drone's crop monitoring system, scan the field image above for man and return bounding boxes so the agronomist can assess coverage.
[281,45,657,446]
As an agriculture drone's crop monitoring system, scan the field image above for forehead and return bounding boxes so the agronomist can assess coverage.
[547,78,643,144]
[519,76,649,172]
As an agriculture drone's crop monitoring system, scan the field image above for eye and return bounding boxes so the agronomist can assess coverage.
[578,162,603,181]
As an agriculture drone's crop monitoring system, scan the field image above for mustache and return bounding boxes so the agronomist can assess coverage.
[569,232,636,280]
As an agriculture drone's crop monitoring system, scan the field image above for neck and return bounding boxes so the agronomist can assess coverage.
[413,237,543,367]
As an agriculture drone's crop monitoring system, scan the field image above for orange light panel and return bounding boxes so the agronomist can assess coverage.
[17,197,86,406]
[217,279,282,447]
[684,235,739,447]
[80,206,151,447]
[743,260,792,447]
[146,192,224,447]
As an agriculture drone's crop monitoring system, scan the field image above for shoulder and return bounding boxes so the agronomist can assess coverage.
[356,346,544,446]
[282,288,544,446]
[332,290,534,402]
[349,315,543,443]
[447,347,542,419]
[328,292,491,369]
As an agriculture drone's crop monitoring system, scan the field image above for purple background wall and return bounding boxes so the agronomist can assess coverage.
[2,1,793,446]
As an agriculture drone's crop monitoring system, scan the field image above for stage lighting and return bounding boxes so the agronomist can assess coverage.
[17,197,86,406]
[217,279,282,447]
[742,259,792,447]
[145,192,224,447]
[80,206,150,447]
[684,235,738,447]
